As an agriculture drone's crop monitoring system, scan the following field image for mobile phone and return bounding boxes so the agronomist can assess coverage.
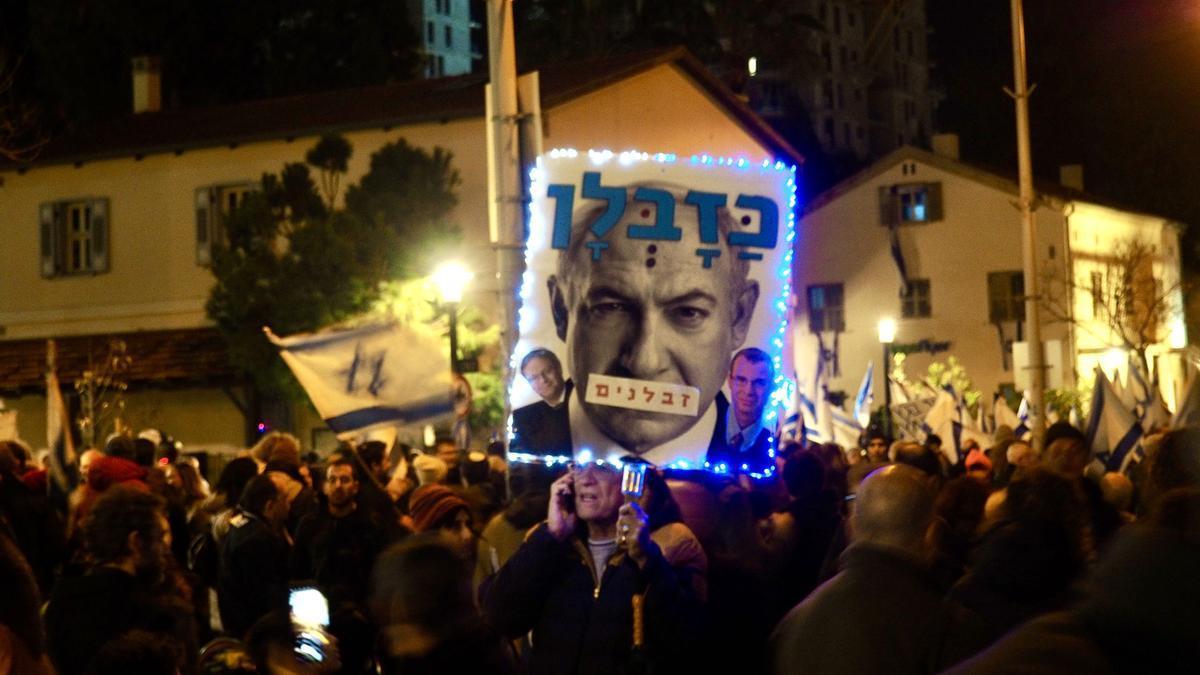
[289,586,331,664]
[559,476,576,514]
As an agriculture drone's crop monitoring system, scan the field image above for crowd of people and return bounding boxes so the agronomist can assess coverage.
[1,417,1198,674]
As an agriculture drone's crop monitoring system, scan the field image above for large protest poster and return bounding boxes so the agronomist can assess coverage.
[507,149,796,478]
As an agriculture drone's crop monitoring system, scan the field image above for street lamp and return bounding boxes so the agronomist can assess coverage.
[877,317,897,440]
[433,262,474,373]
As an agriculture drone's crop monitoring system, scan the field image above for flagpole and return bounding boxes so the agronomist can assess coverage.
[1009,0,1046,452]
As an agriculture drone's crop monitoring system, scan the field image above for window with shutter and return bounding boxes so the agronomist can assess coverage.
[38,198,109,277]
[879,182,944,225]
[196,182,256,266]
[807,283,845,333]
[196,188,213,265]
[987,271,1025,323]
[901,279,931,318]
[89,199,109,272]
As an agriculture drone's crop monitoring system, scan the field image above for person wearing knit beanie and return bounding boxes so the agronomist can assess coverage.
[408,485,473,553]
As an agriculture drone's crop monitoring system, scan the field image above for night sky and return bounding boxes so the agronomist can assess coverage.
[928,0,1200,239]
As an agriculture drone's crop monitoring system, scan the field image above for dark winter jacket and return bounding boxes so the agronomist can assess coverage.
[771,544,987,675]
[44,567,194,675]
[482,522,703,675]
[290,505,398,605]
[217,511,289,639]
[946,523,1200,675]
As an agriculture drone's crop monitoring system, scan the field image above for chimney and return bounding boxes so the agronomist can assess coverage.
[132,56,162,114]
[931,133,960,160]
[1059,164,1084,191]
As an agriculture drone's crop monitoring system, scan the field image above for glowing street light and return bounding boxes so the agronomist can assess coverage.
[433,261,474,304]
[433,262,474,372]
[877,317,897,344]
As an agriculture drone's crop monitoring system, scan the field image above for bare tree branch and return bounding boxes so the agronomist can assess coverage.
[0,51,49,163]
[1041,236,1187,377]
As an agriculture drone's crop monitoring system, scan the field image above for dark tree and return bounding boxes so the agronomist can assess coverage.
[206,134,461,435]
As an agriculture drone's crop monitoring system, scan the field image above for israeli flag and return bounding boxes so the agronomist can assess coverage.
[265,323,453,433]
[1141,387,1173,432]
[1014,394,1032,440]
[854,361,874,429]
[779,379,804,442]
[830,404,863,450]
[1085,368,1143,471]
[922,389,961,464]
[992,393,1022,433]
[1172,369,1200,429]
[1126,353,1152,409]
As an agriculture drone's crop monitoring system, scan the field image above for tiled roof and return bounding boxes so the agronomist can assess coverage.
[0,328,234,394]
[4,47,802,171]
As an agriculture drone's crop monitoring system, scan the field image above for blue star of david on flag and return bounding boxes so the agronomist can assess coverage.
[265,323,452,433]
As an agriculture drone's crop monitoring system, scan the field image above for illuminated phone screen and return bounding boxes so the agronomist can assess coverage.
[289,586,329,628]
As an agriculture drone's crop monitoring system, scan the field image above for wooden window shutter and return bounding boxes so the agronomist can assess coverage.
[39,203,61,278]
[89,198,109,272]
[195,187,213,265]
[878,186,897,225]
[925,182,944,222]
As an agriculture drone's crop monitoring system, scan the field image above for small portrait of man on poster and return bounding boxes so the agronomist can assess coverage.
[510,348,572,457]
[706,347,775,471]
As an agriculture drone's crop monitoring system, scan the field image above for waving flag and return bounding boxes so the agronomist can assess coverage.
[993,393,1022,433]
[1112,369,1139,417]
[923,389,961,464]
[1126,353,1152,410]
[974,403,990,435]
[46,341,77,495]
[830,405,863,450]
[1014,394,1031,440]
[1172,369,1200,429]
[779,379,805,442]
[854,361,874,428]
[1085,368,1143,471]
[1141,387,1173,432]
[265,323,453,434]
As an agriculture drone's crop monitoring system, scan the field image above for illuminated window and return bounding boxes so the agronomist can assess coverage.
[988,271,1025,323]
[901,279,931,318]
[39,198,110,277]
[808,284,845,333]
[878,183,943,224]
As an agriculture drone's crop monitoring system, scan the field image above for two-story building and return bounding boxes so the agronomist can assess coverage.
[794,135,1188,416]
[0,47,802,451]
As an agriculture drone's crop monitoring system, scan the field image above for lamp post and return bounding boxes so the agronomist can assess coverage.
[878,317,897,440]
[433,262,474,373]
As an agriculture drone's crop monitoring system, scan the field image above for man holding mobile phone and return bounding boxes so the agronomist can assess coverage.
[483,462,704,675]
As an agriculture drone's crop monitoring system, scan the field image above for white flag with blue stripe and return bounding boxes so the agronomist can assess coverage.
[993,393,1022,434]
[265,323,453,433]
[1126,353,1152,410]
[854,361,874,428]
[1141,386,1173,432]
[922,389,961,464]
[779,379,804,442]
[1172,369,1200,429]
[1085,368,1143,472]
